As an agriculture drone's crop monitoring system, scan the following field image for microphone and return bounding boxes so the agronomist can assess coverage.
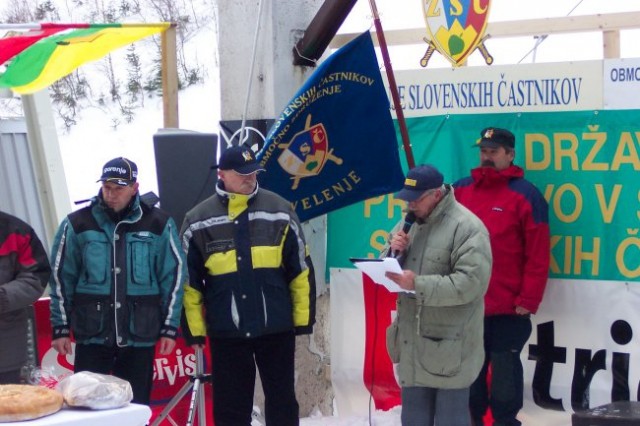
[391,211,416,258]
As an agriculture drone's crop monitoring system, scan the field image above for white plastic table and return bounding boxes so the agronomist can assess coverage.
[14,403,151,426]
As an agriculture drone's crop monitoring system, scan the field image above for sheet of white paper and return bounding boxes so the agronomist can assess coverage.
[350,257,413,293]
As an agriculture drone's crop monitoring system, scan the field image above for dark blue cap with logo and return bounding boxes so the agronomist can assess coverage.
[97,157,138,186]
[396,164,444,202]
[218,145,265,175]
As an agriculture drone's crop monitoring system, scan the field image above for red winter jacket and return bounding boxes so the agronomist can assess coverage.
[453,165,550,315]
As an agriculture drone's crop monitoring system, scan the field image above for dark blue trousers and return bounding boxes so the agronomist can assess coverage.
[209,331,299,426]
[74,343,156,405]
[0,369,21,384]
[470,315,532,426]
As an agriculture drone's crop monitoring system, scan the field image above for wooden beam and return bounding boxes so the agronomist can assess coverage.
[603,30,621,59]
[330,11,640,49]
[161,26,179,128]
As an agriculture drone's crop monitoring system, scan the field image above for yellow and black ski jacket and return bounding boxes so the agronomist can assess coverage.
[180,183,315,343]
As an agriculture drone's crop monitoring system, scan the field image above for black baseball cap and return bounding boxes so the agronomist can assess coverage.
[474,127,515,149]
[97,157,138,186]
[218,146,265,175]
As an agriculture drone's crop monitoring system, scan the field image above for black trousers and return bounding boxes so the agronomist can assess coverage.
[74,343,156,405]
[470,315,532,426]
[210,331,299,426]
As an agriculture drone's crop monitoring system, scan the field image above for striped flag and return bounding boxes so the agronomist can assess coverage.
[0,23,169,94]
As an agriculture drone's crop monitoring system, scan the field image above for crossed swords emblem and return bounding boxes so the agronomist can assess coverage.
[420,34,494,67]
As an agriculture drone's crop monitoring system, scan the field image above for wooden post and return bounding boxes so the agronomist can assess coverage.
[161,25,179,128]
[367,0,415,169]
[603,30,620,59]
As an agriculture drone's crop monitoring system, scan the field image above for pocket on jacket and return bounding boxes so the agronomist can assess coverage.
[130,236,152,286]
[71,299,109,339]
[251,245,282,269]
[386,321,401,363]
[261,278,293,329]
[129,296,161,341]
[418,323,463,377]
[83,241,109,284]
[423,247,452,276]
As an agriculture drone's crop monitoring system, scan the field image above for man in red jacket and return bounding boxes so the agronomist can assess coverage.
[454,127,550,426]
[0,211,51,384]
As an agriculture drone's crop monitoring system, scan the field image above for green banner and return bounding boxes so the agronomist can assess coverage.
[327,110,640,281]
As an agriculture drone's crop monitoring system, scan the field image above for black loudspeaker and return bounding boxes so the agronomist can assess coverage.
[153,130,218,228]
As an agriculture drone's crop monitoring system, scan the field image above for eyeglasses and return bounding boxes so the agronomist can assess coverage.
[411,188,438,204]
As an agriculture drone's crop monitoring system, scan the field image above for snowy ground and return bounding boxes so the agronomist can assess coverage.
[300,407,402,425]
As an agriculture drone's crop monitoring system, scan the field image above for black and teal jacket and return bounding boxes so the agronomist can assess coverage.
[49,194,186,347]
[180,182,315,343]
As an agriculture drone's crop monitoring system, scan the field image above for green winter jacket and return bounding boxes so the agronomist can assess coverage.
[385,186,492,389]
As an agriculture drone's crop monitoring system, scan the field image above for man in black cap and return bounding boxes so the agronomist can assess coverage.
[180,145,316,426]
[49,157,186,405]
[383,164,492,426]
[454,128,550,426]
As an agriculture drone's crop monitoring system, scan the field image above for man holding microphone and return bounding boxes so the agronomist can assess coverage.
[384,164,492,426]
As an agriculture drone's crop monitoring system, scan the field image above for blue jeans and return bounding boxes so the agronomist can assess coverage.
[401,386,471,426]
[470,315,532,426]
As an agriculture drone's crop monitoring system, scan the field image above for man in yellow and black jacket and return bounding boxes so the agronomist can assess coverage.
[180,145,315,426]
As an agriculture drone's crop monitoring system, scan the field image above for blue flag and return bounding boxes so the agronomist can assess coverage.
[257,31,405,222]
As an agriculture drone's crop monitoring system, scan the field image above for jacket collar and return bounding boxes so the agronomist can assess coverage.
[92,193,142,225]
[418,184,454,225]
[215,180,259,203]
[470,164,524,186]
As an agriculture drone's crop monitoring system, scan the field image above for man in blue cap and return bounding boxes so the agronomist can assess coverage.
[180,145,316,426]
[384,164,492,426]
[49,157,186,405]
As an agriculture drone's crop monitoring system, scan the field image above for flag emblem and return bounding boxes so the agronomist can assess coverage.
[422,0,491,66]
[277,115,343,189]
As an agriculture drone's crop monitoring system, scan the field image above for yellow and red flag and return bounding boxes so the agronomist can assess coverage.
[0,23,169,94]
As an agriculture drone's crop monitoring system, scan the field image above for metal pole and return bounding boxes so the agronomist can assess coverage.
[239,0,267,146]
[367,0,415,169]
[292,0,358,66]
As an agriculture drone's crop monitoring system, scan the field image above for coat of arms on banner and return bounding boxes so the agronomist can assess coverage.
[421,0,493,67]
[277,114,343,190]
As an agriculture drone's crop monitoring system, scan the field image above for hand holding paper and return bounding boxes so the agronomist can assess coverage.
[349,257,414,293]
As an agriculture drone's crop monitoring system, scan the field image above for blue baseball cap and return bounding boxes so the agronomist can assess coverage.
[396,164,444,202]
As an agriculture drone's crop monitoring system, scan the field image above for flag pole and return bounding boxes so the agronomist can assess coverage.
[367,0,415,169]
[0,22,174,30]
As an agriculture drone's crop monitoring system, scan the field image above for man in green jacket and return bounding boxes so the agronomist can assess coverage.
[49,157,186,404]
[385,164,492,426]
